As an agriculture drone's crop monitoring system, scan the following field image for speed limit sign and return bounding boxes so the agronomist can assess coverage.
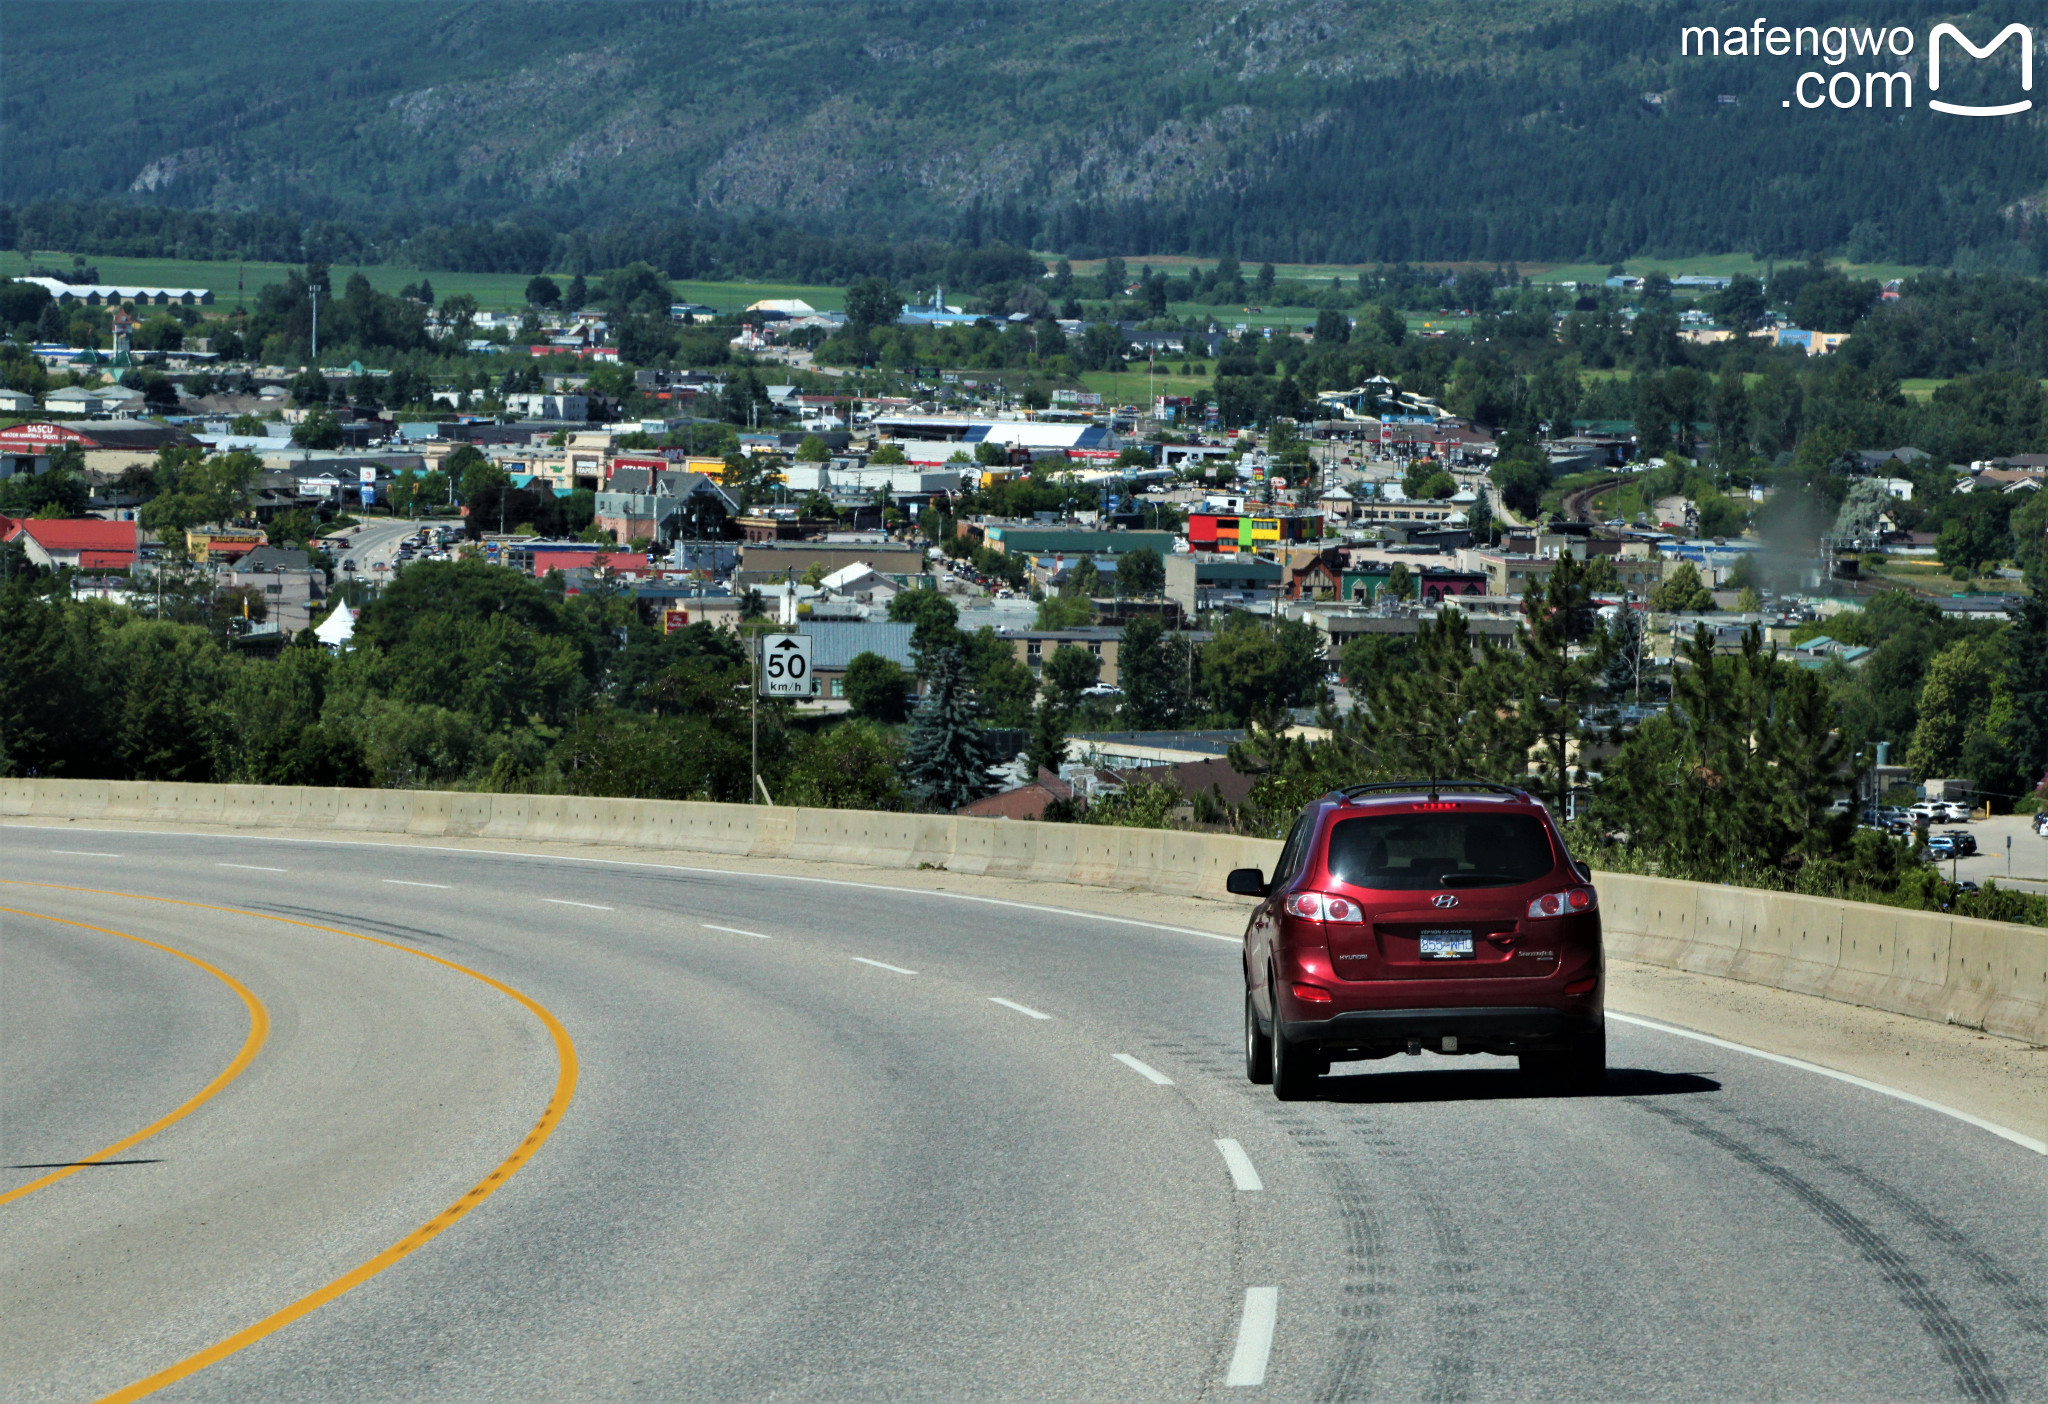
[758,633,814,697]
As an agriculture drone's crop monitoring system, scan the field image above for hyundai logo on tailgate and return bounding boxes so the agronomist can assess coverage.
[1431,894,1460,908]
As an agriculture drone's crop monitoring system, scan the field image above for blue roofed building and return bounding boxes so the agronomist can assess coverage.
[795,620,919,700]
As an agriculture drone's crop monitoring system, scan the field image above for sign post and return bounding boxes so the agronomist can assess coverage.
[752,633,814,804]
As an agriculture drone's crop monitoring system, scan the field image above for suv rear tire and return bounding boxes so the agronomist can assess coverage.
[1271,983,1319,1100]
[1245,989,1273,1085]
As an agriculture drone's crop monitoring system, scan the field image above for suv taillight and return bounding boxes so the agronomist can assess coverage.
[1527,886,1597,919]
[1283,891,1364,923]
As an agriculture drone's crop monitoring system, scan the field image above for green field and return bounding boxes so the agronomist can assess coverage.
[0,250,846,315]
[1077,369,1215,404]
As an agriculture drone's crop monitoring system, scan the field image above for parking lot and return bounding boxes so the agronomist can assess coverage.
[1946,813,2048,894]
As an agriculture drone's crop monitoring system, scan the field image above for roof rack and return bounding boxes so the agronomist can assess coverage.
[1330,780,1530,804]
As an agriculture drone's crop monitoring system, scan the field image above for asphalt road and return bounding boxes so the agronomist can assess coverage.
[3,828,2044,1402]
[331,518,449,584]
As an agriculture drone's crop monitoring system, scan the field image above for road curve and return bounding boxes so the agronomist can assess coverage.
[3,829,2044,1402]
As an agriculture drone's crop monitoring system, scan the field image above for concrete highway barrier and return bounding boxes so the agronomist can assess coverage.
[5,778,2042,1044]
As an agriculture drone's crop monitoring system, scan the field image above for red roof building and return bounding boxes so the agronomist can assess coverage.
[504,547,655,578]
[1,516,139,572]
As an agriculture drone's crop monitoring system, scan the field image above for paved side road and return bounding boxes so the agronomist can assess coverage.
[3,829,2043,1401]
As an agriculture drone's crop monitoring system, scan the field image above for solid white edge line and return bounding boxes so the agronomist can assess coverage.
[382,879,451,888]
[1214,1138,1264,1192]
[49,850,119,857]
[1609,1012,2047,1156]
[703,923,773,940]
[989,996,1053,1020]
[0,826,1242,944]
[541,898,615,910]
[1225,1286,1278,1387]
[851,956,917,975]
[1112,1053,1174,1085]
[217,863,289,872]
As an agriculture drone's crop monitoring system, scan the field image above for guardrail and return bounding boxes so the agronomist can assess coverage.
[6,779,2042,1045]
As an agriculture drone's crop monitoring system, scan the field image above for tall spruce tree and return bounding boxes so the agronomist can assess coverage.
[1025,697,1069,780]
[1353,608,1530,783]
[901,646,1002,811]
[1119,614,1192,731]
[1517,553,1610,816]
[1595,625,1845,882]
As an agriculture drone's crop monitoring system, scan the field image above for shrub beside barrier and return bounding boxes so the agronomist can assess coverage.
[5,780,2041,1045]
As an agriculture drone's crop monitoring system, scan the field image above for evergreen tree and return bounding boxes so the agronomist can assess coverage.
[1599,607,1647,701]
[1118,614,1192,731]
[1594,626,1845,882]
[901,646,1002,811]
[1025,698,1069,779]
[1353,609,1529,784]
[1517,553,1609,815]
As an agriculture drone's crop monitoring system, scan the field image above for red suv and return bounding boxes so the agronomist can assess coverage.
[1231,782,1604,1099]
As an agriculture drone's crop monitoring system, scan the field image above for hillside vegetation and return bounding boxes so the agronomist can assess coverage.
[4,0,2046,271]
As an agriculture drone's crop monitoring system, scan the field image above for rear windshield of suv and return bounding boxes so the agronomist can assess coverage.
[1325,812,1556,891]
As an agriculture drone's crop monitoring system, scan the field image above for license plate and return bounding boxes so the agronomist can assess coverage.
[1419,931,1475,959]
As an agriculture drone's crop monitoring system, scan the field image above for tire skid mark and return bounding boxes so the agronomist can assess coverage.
[1266,1105,1477,1404]
[1636,1100,2008,1404]
[1727,1111,2048,1337]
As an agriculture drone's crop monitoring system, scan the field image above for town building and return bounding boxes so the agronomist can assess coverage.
[1164,552,1285,614]
[593,469,738,546]
[737,538,926,580]
[0,419,197,477]
[16,277,213,306]
[794,620,918,700]
[1186,506,1321,554]
[225,546,327,633]
[1004,626,1126,686]
[0,515,138,571]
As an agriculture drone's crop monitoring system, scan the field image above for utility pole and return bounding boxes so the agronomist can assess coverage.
[310,285,320,362]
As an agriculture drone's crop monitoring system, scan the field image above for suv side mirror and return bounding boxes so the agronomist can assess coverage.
[1226,867,1269,897]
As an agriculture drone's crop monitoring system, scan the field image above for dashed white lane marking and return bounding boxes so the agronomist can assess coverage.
[217,863,288,873]
[1226,1286,1279,1387]
[382,879,451,888]
[1112,1053,1174,1085]
[541,898,614,911]
[1215,1139,1264,1191]
[988,997,1052,1020]
[8,826,1241,944]
[851,956,917,975]
[50,850,119,858]
[704,924,773,940]
[1610,1012,2048,1156]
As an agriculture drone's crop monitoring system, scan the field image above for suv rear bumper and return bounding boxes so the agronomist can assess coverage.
[1280,1005,1598,1058]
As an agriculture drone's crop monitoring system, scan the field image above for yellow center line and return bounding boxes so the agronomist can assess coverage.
[0,907,268,1207]
[0,880,578,1404]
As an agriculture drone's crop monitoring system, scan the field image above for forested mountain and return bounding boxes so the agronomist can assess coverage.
[5,0,2047,271]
